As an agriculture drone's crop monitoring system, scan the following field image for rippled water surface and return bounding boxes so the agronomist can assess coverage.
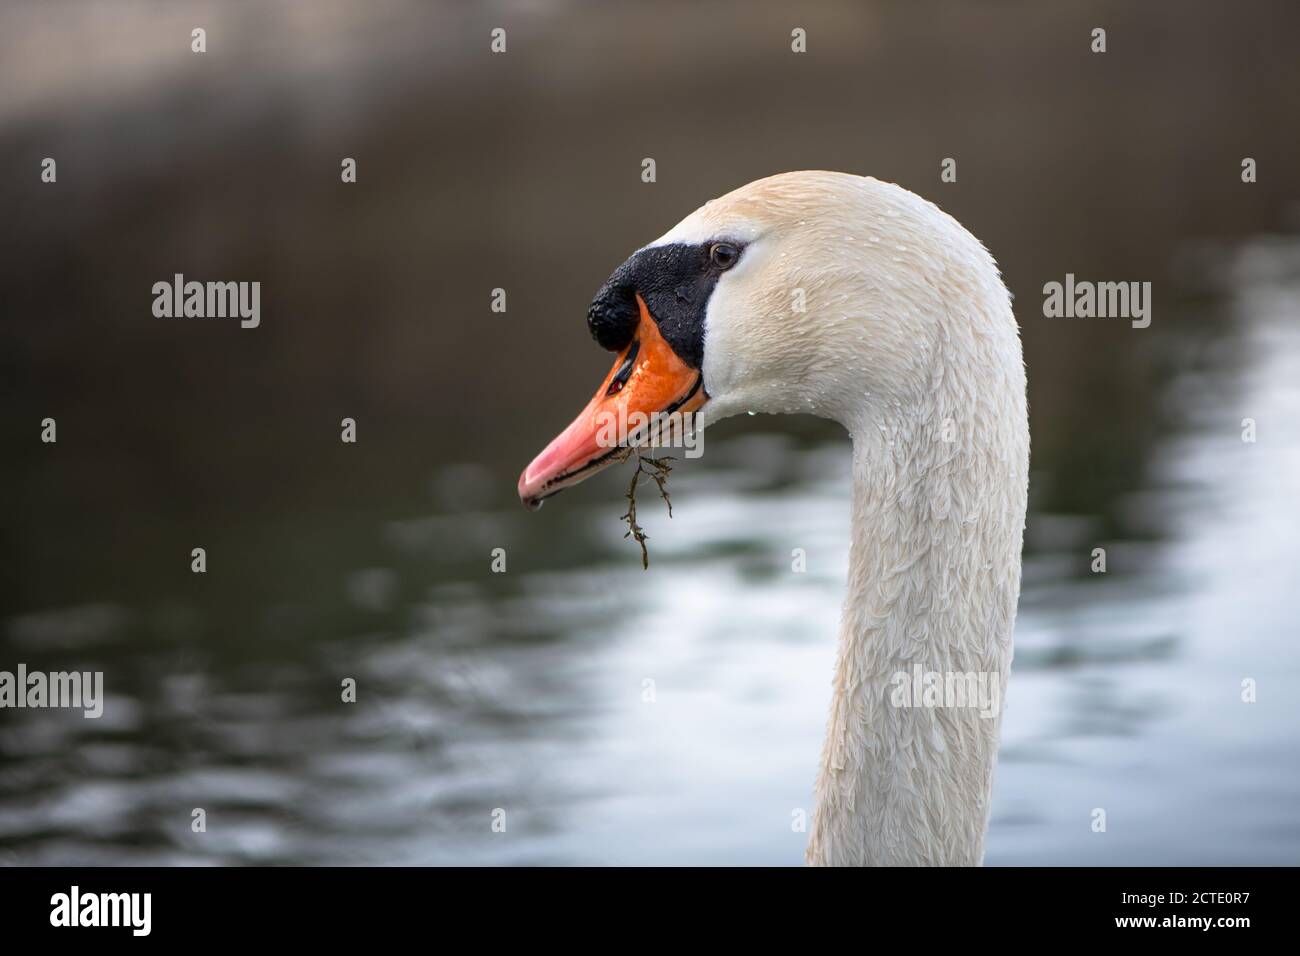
[2,237,1298,865]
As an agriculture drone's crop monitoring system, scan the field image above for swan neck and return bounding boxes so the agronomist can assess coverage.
[806,386,1027,865]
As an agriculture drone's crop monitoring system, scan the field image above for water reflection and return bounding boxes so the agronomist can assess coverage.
[2,235,1298,865]
[995,236,1300,865]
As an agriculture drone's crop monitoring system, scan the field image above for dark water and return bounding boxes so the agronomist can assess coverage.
[2,0,1299,865]
[2,236,1298,865]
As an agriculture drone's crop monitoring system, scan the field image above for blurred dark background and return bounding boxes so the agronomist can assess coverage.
[1,1,1298,864]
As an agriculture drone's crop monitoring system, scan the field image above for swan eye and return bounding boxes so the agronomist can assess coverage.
[709,242,740,270]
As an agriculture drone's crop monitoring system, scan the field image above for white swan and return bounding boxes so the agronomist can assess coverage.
[518,171,1029,866]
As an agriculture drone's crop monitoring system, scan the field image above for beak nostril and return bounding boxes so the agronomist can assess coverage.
[605,339,640,396]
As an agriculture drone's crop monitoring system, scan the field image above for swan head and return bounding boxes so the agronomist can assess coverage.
[518,170,1015,508]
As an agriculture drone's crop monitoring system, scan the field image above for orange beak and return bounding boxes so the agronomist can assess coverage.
[518,295,706,509]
